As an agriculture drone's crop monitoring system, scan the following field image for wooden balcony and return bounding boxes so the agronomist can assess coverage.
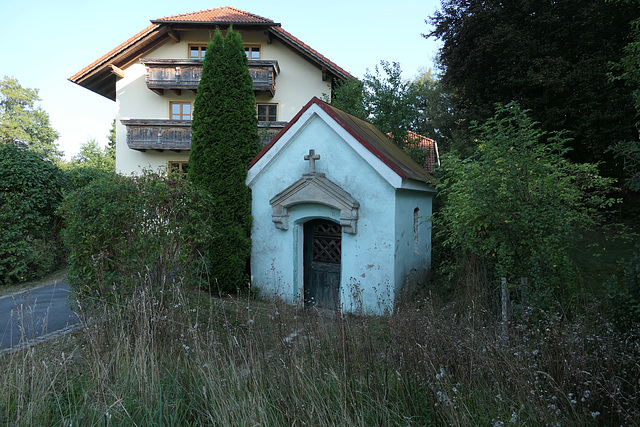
[121,119,287,151]
[140,59,280,97]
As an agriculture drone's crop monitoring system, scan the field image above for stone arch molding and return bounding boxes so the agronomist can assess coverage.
[269,172,360,234]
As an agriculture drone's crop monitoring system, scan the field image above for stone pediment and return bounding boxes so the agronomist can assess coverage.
[269,172,360,234]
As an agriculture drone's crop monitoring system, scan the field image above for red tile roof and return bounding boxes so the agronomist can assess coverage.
[389,131,440,173]
[154,6,276,25]
[250,97,437,186]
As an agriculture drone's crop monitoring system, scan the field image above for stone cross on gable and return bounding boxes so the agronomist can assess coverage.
[304,149,320,174]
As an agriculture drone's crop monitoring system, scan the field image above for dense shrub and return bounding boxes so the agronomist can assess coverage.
[62,164,114,194]
[0,144,64,284]
[60,171,215,302]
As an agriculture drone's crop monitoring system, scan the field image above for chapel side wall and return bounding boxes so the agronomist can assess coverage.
[394,190,433,302]
[249,116,397,314]
[115,29,331,175]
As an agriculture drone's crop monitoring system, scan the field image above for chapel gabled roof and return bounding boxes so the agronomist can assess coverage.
[69,6,353,101]
[249,97,438,187]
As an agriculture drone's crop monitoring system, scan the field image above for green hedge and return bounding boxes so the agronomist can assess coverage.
[60,172,215,302]
[0,144,64,284]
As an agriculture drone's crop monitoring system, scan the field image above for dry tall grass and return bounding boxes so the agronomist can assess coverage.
[1,274,638,425]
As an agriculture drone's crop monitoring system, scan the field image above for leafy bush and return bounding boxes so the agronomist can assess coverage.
[436,103,618,308]
[60,171,215,302]
[0,144,64,284]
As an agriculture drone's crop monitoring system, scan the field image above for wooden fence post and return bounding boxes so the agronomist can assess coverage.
[501,277,510,341]
[521,277,529,307]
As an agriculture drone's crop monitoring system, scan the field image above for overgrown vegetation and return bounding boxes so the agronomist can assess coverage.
[436,103,618,309]
[1,278,638,425]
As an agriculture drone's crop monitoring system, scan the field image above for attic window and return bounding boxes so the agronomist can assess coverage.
[189,44,207,60]
[245,45,260,60]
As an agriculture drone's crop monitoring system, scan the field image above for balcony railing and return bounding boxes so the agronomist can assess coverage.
[140,59,280,97]
[121,119,288,151]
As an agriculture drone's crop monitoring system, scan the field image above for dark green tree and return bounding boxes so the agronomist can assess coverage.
[61,138,116,192]
[427,0,640,174]
[0,76,62,162]
[328,77,367,120]
[0,144,64,284]
[189,27,260,292]
[609,0,640,191]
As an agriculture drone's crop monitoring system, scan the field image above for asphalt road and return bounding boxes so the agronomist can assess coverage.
[0,281,79,350]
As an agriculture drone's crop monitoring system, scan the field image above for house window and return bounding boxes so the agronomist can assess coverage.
[245,45,260,60]
[189,44,207,60]
[170,102,191,120]
[257,103,277,122]
[168,161,189,178]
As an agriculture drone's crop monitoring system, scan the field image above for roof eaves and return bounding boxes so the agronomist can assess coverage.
[269,27,354,81]
[69,23,160,83]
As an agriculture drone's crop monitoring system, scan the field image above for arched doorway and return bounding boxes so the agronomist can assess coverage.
[303,219,341,310]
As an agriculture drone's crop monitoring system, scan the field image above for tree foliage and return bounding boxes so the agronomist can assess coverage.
[330,62,413,146]
[427,0,640,174]
[436,103,617,307]
[329,62,454,164]
[61,138,116,193]
[0,144,64,284]
[0,76,62,162]
[70,138,115,172]
[409,68,460,153]
[188,27,260,293]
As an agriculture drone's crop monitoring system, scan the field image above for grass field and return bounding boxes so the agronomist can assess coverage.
[1,273,638,426]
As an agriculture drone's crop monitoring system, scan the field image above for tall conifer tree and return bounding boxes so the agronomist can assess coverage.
[189,27,260,292]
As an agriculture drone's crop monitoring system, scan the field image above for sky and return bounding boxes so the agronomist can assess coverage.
[0,0,442,160]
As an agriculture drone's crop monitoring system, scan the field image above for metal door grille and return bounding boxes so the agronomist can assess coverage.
[312,223,341,264]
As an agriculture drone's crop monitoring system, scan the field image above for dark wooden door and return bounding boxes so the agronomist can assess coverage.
[304,219,341,310]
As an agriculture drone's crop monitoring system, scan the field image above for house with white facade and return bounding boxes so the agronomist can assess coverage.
[70,6,353,175]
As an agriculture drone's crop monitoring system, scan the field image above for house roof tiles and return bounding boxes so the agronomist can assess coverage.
[153,6,277,25]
